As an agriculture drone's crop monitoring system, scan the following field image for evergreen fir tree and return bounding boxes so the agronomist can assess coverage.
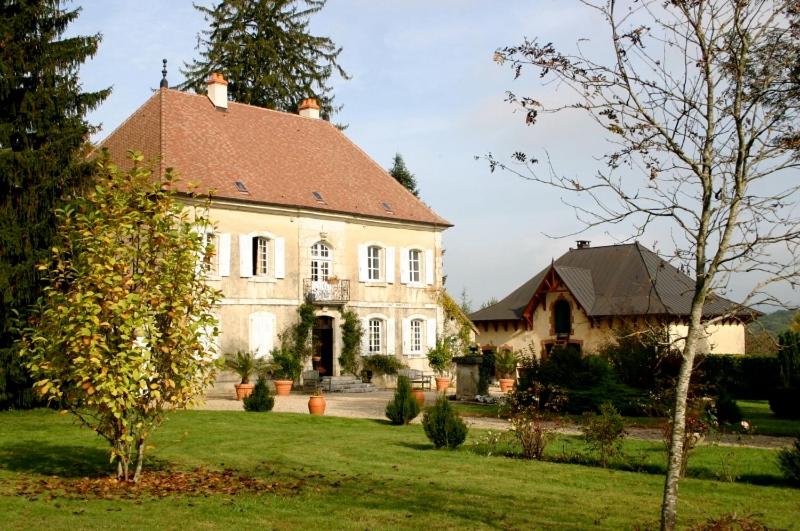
[388,153,420,197]
[0,0,109,408]
[181,0,348,119]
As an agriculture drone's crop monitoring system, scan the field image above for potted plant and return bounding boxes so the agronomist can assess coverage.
[495,347,519,393]
[271,343,303,396]
[307,384,326,415]
[224,351,262,400]
[427,337,454,392]
[412,387,425,407]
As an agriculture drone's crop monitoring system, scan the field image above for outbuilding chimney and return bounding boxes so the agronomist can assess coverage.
[576,240,591,249]
[207,72,228,109]
[298,98,320,119]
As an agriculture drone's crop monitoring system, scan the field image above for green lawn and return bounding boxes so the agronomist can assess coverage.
[1,409,798,530]
[738,400,800,438]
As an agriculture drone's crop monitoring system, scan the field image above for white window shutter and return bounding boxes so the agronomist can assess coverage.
[218,233,231,276]
[266,313,276,357]
[249,312,275,358]
[239,234,253,278]
[401,318,410,355]
[425,250,434,285]
[358,244,368,282]
[274,237,286,279]
[399,248,409,284]
[386,318,396,356]
[360,318,369,353]
[426,318,437,351]
[385,247,395,284]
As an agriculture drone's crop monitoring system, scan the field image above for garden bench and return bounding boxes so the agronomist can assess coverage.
[398,368,432,390]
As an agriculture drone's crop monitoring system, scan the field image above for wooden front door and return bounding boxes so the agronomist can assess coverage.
[312,316,334,376]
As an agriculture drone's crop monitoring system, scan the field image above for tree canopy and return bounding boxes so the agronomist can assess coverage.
[0,0,109,409]
[490,1,800,528]
[388,153,420,197]
[19,153,221,482]
[181,0,348,119]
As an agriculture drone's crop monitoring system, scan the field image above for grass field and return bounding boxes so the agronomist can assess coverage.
[1,409,798,530]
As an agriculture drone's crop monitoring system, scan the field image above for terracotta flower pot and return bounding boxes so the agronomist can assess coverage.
[412,389,425,407]
[498,378,515,393]
[308,395,326,415]
[234,383,255,401]
[435,377,450,392]
[274,379,293,396]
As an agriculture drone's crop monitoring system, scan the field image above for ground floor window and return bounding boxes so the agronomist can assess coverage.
[368,318,383,353]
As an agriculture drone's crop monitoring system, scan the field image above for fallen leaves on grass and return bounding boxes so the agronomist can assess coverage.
[16,468,281,501]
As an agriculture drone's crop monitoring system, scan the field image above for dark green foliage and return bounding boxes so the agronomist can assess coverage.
[385,375,419,425]
[599,327,668,390]
[769,388,800,419]
[777,437,800,485]
[388,153,420,197]
[714,390,743,424]
[777,331,800,388]
[338,307,362,376]
[293,299,316,360]
[582,402,626,468]
[243,377,274,412]
[181,0,348,120]
[477,349,496,395]
[271,341,303,381]
[224,351,263,384]
[748,309,796,339]
[361,355,405,376]
[422,394,468,449]
[0,0,109,409]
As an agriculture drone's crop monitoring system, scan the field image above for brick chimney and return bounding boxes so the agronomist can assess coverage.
[207,72,228,109]
[298,98,320,119]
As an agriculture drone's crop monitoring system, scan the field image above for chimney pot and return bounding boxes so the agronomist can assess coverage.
[298,98,320,119]
[576,240,591,249]
[207,72,228,109]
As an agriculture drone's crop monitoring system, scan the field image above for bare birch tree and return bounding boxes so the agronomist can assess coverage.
[487,1,800,528]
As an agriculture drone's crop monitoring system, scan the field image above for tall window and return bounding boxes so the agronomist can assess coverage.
[253,236,270,276]
[409,319,423,353]
[408,249,421,283]
[310,241,331,281]
[368,318,383,353]
[203,232,217,274]
[554,299,571,337]
[367,245,381,281]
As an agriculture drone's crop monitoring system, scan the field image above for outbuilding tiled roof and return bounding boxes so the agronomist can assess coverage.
[99,88,451,227]
[470,243,753,322]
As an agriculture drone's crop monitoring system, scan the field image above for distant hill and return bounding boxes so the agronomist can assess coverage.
[748,309,797,338]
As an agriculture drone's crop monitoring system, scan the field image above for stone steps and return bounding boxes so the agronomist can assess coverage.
[322,375,376,393]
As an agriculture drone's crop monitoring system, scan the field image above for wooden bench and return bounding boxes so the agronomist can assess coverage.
[398,368,432,390]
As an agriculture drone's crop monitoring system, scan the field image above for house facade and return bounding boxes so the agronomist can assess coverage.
[469,242,751,357]
[100,74,451,394]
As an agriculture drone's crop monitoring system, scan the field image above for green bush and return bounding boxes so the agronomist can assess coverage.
[243,377,274,412]
[385,375,420,425]
[769,387,800,419]
[714,389,742,424]
[582,402,626,467]
[777,437,800,485]
[361,355,405,376]
[777,331,800,388]
[477,349,495,395]
[422,394,468,449]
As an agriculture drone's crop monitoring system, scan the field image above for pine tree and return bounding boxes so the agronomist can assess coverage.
[388,153,420,197]
[181,0,348,119]
[0,0,109,409]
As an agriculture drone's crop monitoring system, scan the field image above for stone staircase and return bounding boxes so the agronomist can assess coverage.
[322,375,376,393]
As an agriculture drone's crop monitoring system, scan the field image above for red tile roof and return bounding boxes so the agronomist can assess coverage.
[100,89,451,227]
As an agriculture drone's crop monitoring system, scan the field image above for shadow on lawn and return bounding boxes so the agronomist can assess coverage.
[0,441,110,477]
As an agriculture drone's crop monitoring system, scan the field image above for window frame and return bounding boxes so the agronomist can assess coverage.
[408,249,422,283]
[368,318,383,354]
[253,236,270,277]
[367,245,382,281]
[310,241,332,282]
[409,318,423,354]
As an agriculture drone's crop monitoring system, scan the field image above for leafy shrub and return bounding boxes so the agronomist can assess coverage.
[494,347,519,379]
[361,355,405,376]
[338,307,363,376]
[714,390,742,424]
[426,337,454,376]
[243,377,274,412]
[477,349,495,395]
[769,387,800,419]
[777,331,800,388]
[385,375,420,425]
[511,407,556,460]
[582,402,626,467]
[777,437,800,485]
[422,394,468,449]
[271,339,303,381]
[599,326,669,390]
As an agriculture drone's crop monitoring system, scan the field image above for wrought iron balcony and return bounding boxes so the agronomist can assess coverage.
[303,278,350,305]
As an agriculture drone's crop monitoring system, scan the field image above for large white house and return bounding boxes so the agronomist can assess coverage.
[100,73,452,393]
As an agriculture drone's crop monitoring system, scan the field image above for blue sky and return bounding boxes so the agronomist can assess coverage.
[68,1,797,310]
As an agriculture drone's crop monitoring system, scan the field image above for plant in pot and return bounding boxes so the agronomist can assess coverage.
[224,350,263,400]
[271,341,303,396]
[308,383,326,415]
[361,354,405,385]
[427,337,454,392]
[495,347,520,393]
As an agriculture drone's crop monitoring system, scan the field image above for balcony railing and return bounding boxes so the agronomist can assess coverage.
[303,278,350,305]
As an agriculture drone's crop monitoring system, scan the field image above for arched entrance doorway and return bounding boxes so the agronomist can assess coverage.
[312,316,335,376]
